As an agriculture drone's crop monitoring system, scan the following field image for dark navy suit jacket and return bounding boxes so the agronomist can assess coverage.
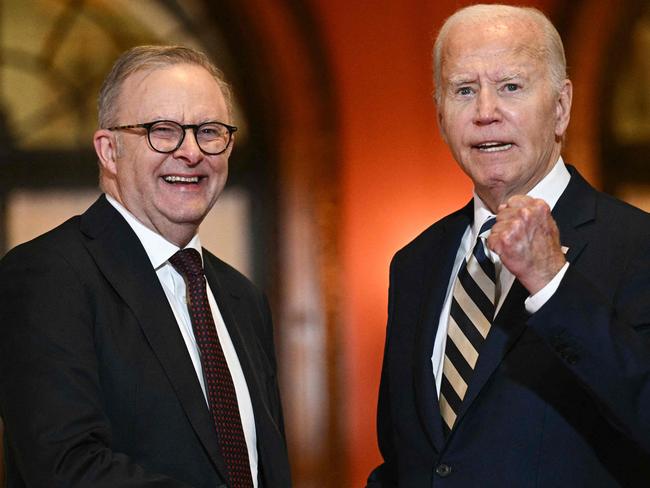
[0,195,292,488]
[368,167,650,487]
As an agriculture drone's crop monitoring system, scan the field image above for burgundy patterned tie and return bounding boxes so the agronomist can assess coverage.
[169,249,253,488]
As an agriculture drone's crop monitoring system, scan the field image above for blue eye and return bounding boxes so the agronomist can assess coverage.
[457,87,473,96]
[504,83,519,92]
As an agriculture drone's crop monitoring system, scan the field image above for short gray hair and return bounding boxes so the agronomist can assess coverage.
[433,4,567,104]
[97,45,234,128]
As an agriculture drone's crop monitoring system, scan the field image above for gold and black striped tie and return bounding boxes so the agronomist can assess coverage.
[440,217,497,435]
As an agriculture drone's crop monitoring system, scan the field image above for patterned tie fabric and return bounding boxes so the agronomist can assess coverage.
[169,249,253,488]
[440,217,497,435]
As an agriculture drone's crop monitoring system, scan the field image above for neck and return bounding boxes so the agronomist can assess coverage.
[158,225,197,248]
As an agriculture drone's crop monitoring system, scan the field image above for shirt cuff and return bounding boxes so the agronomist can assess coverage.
[524,262,570,313]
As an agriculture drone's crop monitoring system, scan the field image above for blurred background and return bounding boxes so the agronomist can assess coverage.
[0,0,648,486]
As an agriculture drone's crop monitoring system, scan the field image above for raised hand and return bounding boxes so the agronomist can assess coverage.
[487,195,566,294]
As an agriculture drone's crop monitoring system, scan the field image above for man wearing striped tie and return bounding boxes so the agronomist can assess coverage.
[367,4,650,487]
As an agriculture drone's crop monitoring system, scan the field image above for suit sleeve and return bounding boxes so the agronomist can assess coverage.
[528,231,650,453]
[258,291,288,440]
[366,343,398,488]
[0,246,195,487]
[366,256,399,488]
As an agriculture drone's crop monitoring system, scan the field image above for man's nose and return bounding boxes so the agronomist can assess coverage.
[174,128,204,164]
[473,88,501,125]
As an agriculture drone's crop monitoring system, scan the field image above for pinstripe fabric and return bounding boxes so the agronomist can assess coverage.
[440,218,496,434]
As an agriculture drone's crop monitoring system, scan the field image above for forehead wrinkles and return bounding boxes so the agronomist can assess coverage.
[442,31,547,84]
[117,66,224,122]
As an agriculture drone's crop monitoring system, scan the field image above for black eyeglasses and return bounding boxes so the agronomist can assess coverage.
[107,120,237,155]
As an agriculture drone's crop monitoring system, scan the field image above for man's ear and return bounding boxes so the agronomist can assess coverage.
[554,79,572,138]
[93,129,119,176]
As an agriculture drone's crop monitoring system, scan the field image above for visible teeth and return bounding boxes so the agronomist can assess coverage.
[164,175,199,183]
[477,142,512,152]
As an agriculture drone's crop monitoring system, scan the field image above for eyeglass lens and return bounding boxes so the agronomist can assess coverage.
[148,121,232,154]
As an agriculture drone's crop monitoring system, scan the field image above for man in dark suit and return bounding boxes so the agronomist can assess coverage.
[0,46,291,488]
[367,5,650,487]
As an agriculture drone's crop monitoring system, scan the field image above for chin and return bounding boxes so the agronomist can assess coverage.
[481,163,515,182]
[157,202,207,223]
[174,209,210,225]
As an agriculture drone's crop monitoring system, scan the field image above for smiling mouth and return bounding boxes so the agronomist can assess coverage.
[163,175,201,184]
[474,142,513,153]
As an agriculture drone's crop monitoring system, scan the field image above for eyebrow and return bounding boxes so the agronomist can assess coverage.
[496,72,525,82]
[448,76,478,86]
[448,71,528,87]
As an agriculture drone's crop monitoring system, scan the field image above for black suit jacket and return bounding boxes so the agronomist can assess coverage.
[368,167,650,486]
[0,195,291,488]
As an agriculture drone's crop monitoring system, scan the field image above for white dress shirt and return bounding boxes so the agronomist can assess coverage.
[432,158,571,396]
[106,195,258,486]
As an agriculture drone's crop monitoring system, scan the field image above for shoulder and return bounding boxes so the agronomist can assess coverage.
[565,165,650,231]
[0,216,95,315]
[593,193,650,269]
[1,215,85,272]
[0,195,120,273]
[595,191,650,228]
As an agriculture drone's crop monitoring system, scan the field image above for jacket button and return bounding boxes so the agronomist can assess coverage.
[436,463,452,477]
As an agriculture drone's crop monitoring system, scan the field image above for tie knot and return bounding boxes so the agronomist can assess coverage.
[169,248,204,278]
[479,217,496,237]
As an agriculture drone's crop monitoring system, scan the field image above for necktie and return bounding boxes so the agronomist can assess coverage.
[169,249,253,488]
[440,217,497,435]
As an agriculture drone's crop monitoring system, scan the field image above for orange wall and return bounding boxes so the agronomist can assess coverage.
[310,0,560,485]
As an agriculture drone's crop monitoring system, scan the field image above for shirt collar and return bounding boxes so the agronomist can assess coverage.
[105,194,203,269]
[471,156,570,237]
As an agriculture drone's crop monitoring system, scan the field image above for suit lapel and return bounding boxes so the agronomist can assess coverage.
[450,166,595,433]
[79,196,229,480]
[550,166,594,264]
[414,203,473,451]
[203,255,290,487]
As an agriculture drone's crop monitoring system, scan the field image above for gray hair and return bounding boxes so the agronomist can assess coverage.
[97,45,234,128]
[433,4,567,104]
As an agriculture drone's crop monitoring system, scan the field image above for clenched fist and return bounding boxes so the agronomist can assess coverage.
[487,195,566,294]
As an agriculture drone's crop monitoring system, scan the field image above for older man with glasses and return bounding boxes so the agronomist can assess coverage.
[0,45,291,488]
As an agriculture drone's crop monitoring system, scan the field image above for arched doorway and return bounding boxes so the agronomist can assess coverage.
[561,0,650,198]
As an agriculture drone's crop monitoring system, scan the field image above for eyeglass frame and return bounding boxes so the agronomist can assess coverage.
[107,120,238,155]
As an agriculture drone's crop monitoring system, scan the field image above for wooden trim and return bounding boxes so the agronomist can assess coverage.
[204,1,344,485]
